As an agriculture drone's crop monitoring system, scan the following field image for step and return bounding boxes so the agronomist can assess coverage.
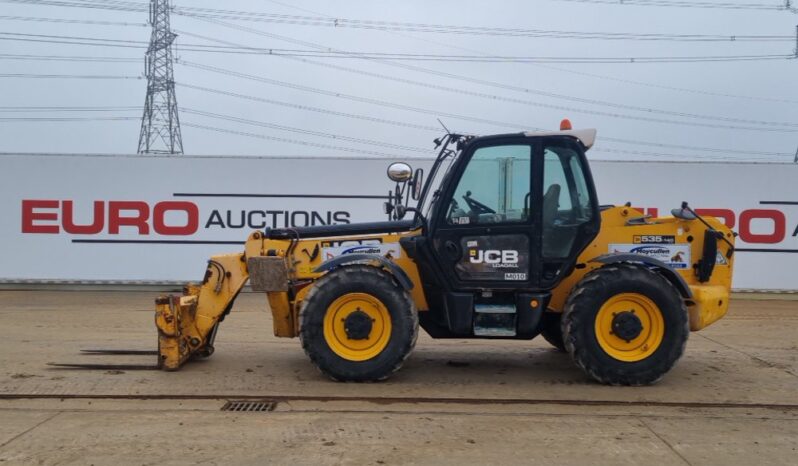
[473,304,517,337]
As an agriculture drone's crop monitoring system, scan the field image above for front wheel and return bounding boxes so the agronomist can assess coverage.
[562,263,689,385]
[300,265,418,382]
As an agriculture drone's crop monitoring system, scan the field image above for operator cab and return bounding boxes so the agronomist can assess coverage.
[398,125,601,338]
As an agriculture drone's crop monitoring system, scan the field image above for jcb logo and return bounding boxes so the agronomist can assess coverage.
[469,249,519,264]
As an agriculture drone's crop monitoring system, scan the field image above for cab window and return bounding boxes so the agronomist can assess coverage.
[542,145,594,258]
[446,145,531,225]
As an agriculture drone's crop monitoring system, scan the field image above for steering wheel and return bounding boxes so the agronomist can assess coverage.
[462,190,496,215]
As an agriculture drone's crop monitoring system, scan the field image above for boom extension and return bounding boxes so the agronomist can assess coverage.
[155,252,250,370]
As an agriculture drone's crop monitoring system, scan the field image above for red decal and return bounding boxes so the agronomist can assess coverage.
[21,200,59,233]
[62,201,104,234]
[738,209,785,244]
[153,201,199,235]
[108,201,150,235]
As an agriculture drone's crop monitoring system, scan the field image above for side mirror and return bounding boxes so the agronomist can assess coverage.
[387,162,412,182]
[411,168,424,200]
[671,207,697,220]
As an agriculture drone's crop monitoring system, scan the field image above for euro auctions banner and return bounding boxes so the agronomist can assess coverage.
[1,154,796,290]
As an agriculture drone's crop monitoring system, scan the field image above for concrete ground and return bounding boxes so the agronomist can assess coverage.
[0,291,796,465]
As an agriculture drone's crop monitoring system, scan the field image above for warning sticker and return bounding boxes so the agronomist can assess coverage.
[609,243,691,269]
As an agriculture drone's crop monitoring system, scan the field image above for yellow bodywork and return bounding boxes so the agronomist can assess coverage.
[548,206,734,330]
[155,206,734,370]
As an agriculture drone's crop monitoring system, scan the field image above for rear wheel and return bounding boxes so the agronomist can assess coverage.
[562,263,688,385]
[300,265,418,382]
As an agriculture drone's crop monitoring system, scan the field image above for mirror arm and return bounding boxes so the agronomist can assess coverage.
[396,205,426,227]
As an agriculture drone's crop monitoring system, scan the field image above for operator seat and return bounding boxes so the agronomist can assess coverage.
[543,184,572,258]
[542,184,561,227]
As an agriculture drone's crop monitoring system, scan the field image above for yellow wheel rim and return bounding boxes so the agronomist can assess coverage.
[323,293,392,362]
[594,293,664,362]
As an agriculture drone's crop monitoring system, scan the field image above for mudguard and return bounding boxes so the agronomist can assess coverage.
[313,253,414,290]
[590,253,693,299]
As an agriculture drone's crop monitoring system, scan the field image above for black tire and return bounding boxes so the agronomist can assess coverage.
[562,263,689,386]
[300,265,418,382]
[539,311,566,352]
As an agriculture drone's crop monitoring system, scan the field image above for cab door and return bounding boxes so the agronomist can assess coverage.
[539,139,601,288]
[430,140,538,290]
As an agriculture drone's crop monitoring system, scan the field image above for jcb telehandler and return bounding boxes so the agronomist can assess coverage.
[153,122,735,385]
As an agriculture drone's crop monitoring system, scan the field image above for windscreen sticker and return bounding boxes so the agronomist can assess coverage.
[609,243,691,269]
[322,243,402,260]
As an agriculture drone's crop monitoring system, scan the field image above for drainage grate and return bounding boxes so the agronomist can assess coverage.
[221,400,277,412]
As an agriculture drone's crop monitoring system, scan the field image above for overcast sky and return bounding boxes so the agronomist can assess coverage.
[0,0,796,162]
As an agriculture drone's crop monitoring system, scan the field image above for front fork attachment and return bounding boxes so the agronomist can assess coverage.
[154,260,245,370]
[153,249,256,371]
[155,294,213,370]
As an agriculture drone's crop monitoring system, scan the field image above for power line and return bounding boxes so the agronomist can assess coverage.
[179,62,793,159]
[7,0,798,157]
[3,0,789,41]
[0,73,140,79]
[0,53,140,63]
[180,60,555,129]
[177,20,798,129]
[0,31,147,45]
[256,1,792,160]
[181,117,786,162]
[544,0,790,10]
[0,106,140,112]
[598,136,791,157]
[184,47,796,63]
[0,14,146,26]
[0,0,148,12]
[264,0,798,105]
[177,83,441,132]
[200,21,798,125]
[0,31,149,49]
[169,7,794,42]
[182,122,409,159]
[175,27,798,132]
[592,146,787,161]
[1,31,792,64]
[529,62,798,104]
[0,116,139,121]
[178,81,794,157]
[182,108,432,154]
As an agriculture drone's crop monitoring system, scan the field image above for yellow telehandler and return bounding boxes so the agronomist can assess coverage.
[151,122,735,385]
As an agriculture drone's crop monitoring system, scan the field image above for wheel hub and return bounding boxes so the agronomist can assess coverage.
[343,309,374,340]
[611,311,643,342]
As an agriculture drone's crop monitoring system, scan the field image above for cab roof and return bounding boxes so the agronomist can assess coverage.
[522,128,597,150]
[466,128,597,151]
